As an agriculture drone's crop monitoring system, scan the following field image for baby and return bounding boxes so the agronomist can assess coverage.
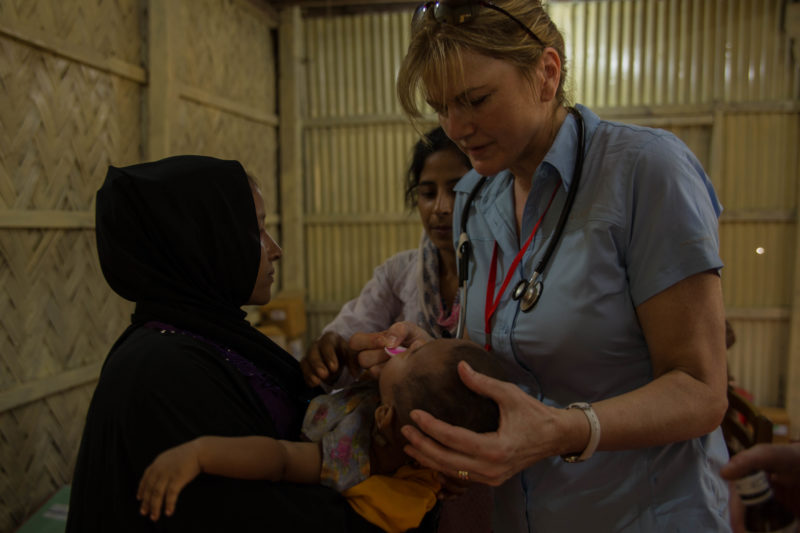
[137,338,503,533]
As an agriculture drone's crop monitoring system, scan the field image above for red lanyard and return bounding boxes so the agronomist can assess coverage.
[484,184,559,350]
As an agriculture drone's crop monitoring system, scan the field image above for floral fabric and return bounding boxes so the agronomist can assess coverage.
[301,380,379,492]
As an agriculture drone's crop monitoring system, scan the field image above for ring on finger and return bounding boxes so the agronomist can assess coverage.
[457,469,470,481]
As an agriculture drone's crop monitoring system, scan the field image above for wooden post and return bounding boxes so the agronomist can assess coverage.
[787,115,800,440]
[278,6,306,296]
[784,0,800,442]
[146,0,179,160]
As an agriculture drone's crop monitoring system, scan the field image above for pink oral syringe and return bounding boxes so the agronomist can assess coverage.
[384,345,407,357]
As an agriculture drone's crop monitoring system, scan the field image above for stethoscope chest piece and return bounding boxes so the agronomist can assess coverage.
[520,280,543,312]
[512,278,527,300]
[512,273,543,312]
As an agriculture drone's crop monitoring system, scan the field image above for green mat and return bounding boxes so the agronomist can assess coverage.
[16,485,69,533]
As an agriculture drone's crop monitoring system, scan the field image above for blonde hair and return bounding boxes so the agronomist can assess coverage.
[397,0,568,119]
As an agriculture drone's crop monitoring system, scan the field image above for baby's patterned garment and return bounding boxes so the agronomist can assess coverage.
[301,380,379,491]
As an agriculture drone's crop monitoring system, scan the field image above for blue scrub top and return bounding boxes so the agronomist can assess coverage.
[453,105,731,532]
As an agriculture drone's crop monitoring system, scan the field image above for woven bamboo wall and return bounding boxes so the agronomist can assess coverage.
[296,0,799,415]
[170,0,280,218]
[0,0,279,530]
[0,1,142,530]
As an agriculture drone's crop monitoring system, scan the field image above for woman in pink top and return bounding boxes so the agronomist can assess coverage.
[301,127,491,533]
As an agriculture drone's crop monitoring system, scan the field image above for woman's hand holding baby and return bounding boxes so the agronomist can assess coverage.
[137,439,204,521]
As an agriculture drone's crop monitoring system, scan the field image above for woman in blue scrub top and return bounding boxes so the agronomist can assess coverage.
[350,1,732,531]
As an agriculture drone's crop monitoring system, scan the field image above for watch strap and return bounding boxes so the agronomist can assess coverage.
[561,402,601,463]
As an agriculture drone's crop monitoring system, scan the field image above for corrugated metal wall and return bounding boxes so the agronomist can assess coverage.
[300,11,429,334]
[296,0,799,411]
[560,0,797,106]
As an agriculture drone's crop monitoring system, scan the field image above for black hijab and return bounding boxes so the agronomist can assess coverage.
[67,155,389,533]
[95,154,309,402]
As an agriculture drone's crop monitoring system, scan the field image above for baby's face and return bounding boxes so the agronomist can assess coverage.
[378,344,420,406]
[378,339,456,406]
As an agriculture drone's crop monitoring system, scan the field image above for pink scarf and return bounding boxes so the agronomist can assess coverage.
[416,232,460,338]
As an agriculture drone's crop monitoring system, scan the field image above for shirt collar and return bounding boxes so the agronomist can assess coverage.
[538,106,585,192]
[454,104,601,217]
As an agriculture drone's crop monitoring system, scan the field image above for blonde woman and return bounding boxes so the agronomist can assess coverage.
[350,2,731,531]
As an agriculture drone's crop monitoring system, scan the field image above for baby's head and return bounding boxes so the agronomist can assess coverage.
[377,339,504,435]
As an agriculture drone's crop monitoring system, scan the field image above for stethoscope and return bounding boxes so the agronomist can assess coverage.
[455,107,586,339]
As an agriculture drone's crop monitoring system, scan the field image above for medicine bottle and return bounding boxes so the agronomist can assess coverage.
[735,470,797,533]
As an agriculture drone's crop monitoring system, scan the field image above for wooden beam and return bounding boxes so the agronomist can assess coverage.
[179,85,279,127]
[269,0,418,13]
[303,101,800,129]
[0,23,146,84]
[787,113,800,439]
[304,213,421,225]
[0,211,278,231]
[305,114,435,128]
[0,211,94,229]
[0,362,103,413]
[719,209,796,223]
[271,0,417,6]
[724,307,792,321]
[239,0,280,26]
[709,105,725,197]
[278,6,306,294]
[146,0,180,160]
[787,2,800,66]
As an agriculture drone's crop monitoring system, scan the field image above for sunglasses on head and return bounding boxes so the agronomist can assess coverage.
[411,1,543,45]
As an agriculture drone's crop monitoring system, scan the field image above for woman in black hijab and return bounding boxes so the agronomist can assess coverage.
[67,155,381,532]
